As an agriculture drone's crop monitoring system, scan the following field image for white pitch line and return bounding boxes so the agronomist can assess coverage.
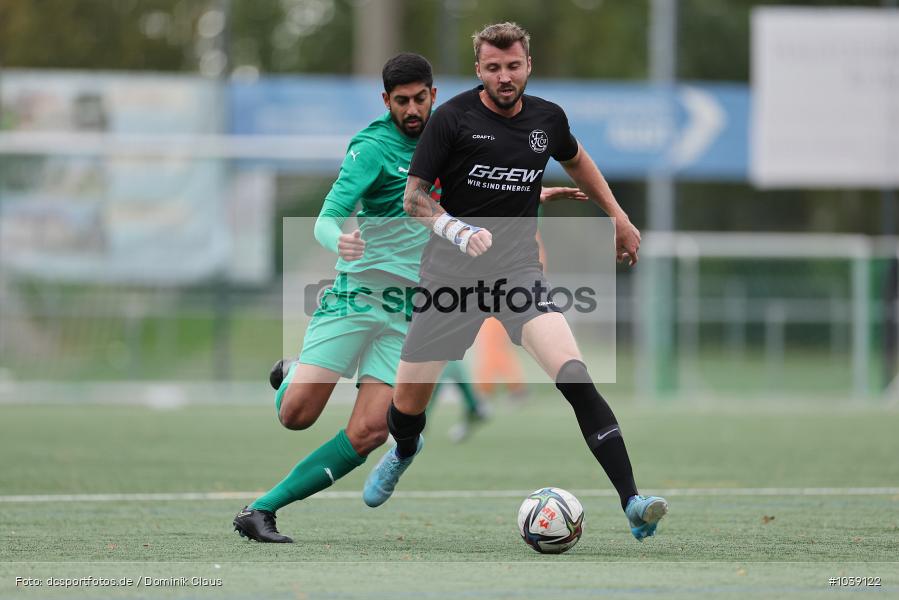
[0,487,898,504]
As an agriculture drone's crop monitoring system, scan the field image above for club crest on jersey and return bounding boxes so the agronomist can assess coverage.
[529,129,548,153]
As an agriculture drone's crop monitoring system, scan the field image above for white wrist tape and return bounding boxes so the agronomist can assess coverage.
[432,212,481,253]
[432,213,454,237]
[444,219,468,244]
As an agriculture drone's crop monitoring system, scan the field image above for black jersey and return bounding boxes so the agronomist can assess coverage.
[409,86,579,280]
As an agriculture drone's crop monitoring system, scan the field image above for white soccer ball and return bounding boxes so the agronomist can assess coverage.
[517,487,584,554]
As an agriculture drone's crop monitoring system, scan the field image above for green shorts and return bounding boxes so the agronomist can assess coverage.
[298,271,412,386]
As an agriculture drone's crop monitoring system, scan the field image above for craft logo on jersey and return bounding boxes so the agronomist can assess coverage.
[529,129,548,153]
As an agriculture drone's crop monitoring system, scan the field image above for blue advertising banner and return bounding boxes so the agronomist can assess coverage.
[229,76,749,180]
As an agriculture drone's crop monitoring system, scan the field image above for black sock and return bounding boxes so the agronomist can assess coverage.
[387,402,426,459]
[555,359,638,510]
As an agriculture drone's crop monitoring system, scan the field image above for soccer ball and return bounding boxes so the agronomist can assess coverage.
[517,487,584,554]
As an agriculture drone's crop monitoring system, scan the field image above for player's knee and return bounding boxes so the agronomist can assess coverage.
[279,409,316,431]
[555,359,591,386]
[278,394,322,431]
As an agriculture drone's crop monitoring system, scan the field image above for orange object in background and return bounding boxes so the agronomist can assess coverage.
[473,317,527,395]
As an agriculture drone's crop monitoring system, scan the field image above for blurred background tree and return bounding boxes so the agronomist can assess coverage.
[0,0,196,70]
[2,0,886,78]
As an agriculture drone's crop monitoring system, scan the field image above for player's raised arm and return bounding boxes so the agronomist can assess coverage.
[403,175,493,257]
[313,139,382,261]
[560,143,641,266]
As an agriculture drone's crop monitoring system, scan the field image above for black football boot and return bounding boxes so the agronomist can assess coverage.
[269,358,294,390]
[233,506,293,543]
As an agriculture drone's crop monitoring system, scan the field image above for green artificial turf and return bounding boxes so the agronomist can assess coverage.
[1,392,897,598]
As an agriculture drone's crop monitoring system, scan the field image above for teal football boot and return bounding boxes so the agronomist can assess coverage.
[362,436,424,507]
[625,495,668,540]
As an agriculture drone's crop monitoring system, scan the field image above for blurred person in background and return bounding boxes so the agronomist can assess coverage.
[426,360,491,443]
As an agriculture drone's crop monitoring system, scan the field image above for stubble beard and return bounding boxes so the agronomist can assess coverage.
[392,113,427,138]
[488,80,527,110]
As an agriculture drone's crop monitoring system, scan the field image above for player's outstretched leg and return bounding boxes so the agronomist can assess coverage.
[236,428,366,541]
[624,495,669,541]
[554,358,668,540]
[233,506,293,543]
[234,360,360,542]
[362,402,425,507]
[523,313,668,539]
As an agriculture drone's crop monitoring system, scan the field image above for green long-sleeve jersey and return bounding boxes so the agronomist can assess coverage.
[314,112,429,283]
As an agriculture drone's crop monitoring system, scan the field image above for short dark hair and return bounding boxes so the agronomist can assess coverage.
[472,22,530,60]
[382,53,433,94]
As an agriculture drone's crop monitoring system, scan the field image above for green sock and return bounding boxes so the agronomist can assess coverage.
[250,429,365,514]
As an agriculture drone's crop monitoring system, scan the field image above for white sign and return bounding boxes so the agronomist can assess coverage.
[751,8,899,187]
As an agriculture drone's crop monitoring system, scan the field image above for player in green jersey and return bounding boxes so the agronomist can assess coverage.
[233,53,584,542]
[232,53,436,543]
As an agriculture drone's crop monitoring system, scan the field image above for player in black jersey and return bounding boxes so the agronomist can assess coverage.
[362,22,668,540]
